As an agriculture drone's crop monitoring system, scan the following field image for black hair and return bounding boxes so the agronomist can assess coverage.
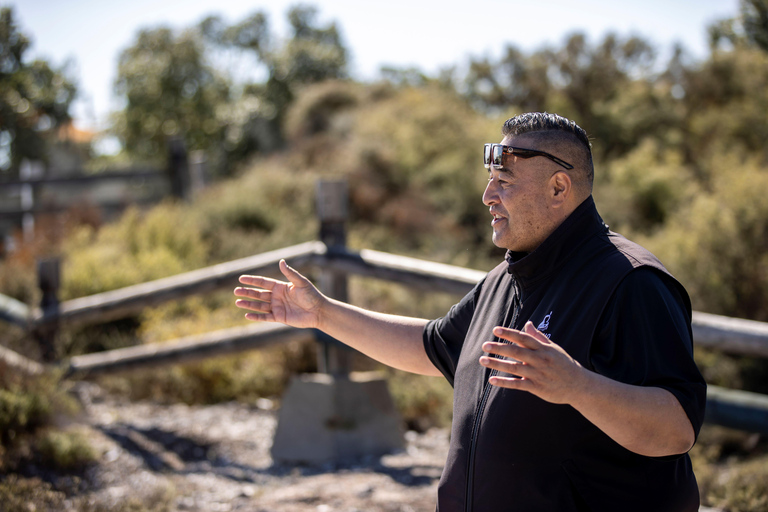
[502,112,594,187]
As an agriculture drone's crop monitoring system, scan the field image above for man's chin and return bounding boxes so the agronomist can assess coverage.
[491,233,508,250]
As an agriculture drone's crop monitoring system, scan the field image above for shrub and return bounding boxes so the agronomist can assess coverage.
[0,475,67,511]
[387,370,453,432]
[0,366,80,471]
[61,202,208,299]
[643,156,768,322]
[36,427,98,470]
[97,340,317,405]
[706,454,768,512]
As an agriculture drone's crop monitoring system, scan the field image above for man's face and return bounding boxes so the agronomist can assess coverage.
[482,134,560,253]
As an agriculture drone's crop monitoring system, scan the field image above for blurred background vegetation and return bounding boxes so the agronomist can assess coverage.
[1,1,768,510]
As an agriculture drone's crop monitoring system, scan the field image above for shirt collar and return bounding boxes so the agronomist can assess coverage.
[505,196,608,288]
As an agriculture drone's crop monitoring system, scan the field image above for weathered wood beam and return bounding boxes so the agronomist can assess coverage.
[692,311,768,358]
[0,344,45,376]
[321,248,768,358]
[32,241,324,328]
[320,247,486,296]
[65,323,313,377]
[0,169,162,188]
[0,293,29,328]
[706,385,768,434]
[5,241,768,360]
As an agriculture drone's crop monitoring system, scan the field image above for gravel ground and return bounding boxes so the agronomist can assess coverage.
[47,383,723,512]
[68,382,448,512]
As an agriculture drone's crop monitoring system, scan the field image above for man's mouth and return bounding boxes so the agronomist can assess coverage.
[491,212,506,226]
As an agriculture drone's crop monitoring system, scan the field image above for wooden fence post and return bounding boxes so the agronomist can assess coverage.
[19,159,43,243]
[315,179,352,375]
[35,257,60,362]
[167,137,191,201]
[271,186,406,462]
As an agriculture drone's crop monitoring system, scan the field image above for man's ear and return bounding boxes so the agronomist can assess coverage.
[550,171,572,207]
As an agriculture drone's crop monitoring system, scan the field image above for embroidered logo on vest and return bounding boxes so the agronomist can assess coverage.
[537,311,553,338]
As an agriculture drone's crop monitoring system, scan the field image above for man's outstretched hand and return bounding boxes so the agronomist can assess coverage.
[234,259,324,329]
[479,321,585,405]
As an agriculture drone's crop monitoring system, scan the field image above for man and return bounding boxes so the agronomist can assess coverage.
[234,112,706,511]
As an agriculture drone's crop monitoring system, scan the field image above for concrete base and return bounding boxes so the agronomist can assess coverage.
[270,372,405,464]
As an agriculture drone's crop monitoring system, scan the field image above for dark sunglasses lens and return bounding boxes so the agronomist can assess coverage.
[492,145,503,167]
[484,144,492,167]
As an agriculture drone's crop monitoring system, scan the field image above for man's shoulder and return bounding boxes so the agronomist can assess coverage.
[601,231,692,315]
[599,230,667,273]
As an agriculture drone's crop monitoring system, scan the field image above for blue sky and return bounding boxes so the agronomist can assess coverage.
[9,0,739,131]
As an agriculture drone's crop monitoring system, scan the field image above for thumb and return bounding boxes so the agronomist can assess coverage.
[279,259,310,287]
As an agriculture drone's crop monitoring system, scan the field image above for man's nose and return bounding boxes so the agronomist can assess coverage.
[483,179,498,206]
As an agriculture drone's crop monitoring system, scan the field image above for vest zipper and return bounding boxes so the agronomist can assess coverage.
[464,279,522,512]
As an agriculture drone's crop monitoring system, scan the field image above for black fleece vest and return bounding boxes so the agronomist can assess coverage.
[428,197,699,512]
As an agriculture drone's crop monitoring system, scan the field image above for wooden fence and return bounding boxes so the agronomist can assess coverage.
[1,180,768,434]
[2,240,768,433]
[0,138,200,241]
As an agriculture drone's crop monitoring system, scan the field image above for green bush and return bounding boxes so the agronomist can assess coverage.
[36,427,98,470]
[387,370,453,431]
[596,138,697,235]
[62,202,208,299]
[0,368,75,442]
[644,156,768,322]
[97,340,317,405]
[706,454,768,511]
[0,475,68,511]
[192,162,317,262]
[0,389,52,443]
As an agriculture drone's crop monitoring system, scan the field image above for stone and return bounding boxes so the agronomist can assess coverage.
[270,372,405,464]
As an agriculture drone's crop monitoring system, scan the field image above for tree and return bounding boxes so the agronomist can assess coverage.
[112,26,230,166]
[0,7,77,178]
[200,5,349,159]
[463,33,664,162]
[742,0,768,51]
[710,0,768,53]
[464,45,551,114]
[113,5,349,175]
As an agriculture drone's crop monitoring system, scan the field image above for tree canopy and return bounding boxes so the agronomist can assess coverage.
[0,7,77,178]
[3,1,768,322]
[112,5,348,174]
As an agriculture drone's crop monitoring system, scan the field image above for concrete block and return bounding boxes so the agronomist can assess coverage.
[270,371,405,464]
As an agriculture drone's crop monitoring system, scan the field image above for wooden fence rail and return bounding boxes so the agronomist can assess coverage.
[691,311,768,358]
[0,138,196,237]
[0,292,28,328]
[2,241,768,356]
[0,169,162,189]
[3,241,768,434]
[65,323,312,377]
[705,386,768,435]
[31,241,323,329]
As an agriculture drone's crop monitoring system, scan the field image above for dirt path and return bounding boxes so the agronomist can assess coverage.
[72,382,448,511]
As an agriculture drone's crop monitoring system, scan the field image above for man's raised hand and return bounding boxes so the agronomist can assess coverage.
[234,259,324,329]
[479,321,585,405]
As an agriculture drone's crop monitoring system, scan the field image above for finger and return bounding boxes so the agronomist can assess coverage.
[482,341,525,360]
[488,374,533,391]
[493,325,541,349]
[235,299,271,313]
[522,321,550,343]
[279,259,311,287]
[479,356,530,376]
[233,287,272,301]
[244,312,274,322]
[238,274,281,289]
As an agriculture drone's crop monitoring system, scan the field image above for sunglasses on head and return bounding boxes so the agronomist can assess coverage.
[484,144,574,170]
